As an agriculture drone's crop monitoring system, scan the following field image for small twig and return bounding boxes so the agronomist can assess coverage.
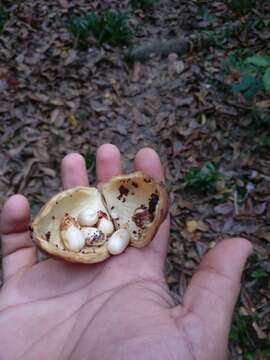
[127,21,242,61]
[74,34,79,49]
[234,190,239,216]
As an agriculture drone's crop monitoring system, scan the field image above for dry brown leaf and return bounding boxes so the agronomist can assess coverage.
[255,99,270,109]
[58,0,70,9]
[186,220,198,233]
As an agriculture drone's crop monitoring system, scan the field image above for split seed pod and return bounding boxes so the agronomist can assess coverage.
[31,172,167,264]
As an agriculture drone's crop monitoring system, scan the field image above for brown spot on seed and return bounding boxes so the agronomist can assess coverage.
[144,178,151,183]
[132,182,138,188]
[45,231,51,241]
[85,230,105,246]
[52,215,56,220]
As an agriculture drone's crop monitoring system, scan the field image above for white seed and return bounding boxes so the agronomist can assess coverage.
[107,228,130,255]
[98,218,114,236]
[61,225,85,252]
[78,208,99,227]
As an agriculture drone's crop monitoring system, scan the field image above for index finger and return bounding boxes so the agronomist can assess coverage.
[96,144,122,186]
[61,153,89,189]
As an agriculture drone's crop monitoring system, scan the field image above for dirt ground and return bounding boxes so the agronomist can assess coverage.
[0,1,269,358]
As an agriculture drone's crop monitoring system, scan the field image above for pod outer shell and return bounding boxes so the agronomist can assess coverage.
[32,172,167,264]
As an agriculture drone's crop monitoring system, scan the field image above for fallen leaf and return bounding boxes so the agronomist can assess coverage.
[58,0,69,9]
[168,53,185,76]
[255,99,270,109]
[258,232,270,242]
[131,62,141,82]
[196,220,209,232]
[252,322,267,340]
[186,220,198,233]
[67,114,78,128]
[214,202,234,215]
[28,93,49,104]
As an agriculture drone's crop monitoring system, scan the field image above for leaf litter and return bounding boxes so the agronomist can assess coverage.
[0,0,270,358]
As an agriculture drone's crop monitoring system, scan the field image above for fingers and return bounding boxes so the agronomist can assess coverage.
[134,148,169,259]
[61,153,89,189]
[134,148,164,182]
[96,144,122,185]
[180,238,252,338]
[0,195,36,281]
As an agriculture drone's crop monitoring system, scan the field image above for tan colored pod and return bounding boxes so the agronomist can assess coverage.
[31,172,167,264]
[31,187,110,264]
[101,172,167,248]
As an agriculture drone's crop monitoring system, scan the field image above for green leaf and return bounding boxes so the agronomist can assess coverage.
[251,270,268,279]
[246,353,254,360]
[66,11,133,48]
[245,55,270,67]
[232,76,263,100]
[263,67,270,91]
[232,76,255,92]
[131,0,156,11]
[85,149,95,170]
[206,163,216,172]
[185,163,224,193]
[227,0,253,15]
[0,4,7,33]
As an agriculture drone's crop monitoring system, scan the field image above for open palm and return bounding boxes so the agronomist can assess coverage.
[0,144,252,360]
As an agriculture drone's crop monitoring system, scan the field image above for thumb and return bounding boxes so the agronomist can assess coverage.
[181,238,252,338]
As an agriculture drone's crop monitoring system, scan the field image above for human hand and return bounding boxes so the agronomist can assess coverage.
[0,144,252,360]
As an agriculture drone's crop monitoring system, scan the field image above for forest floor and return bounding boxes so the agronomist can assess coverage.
[0,0,270,358]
